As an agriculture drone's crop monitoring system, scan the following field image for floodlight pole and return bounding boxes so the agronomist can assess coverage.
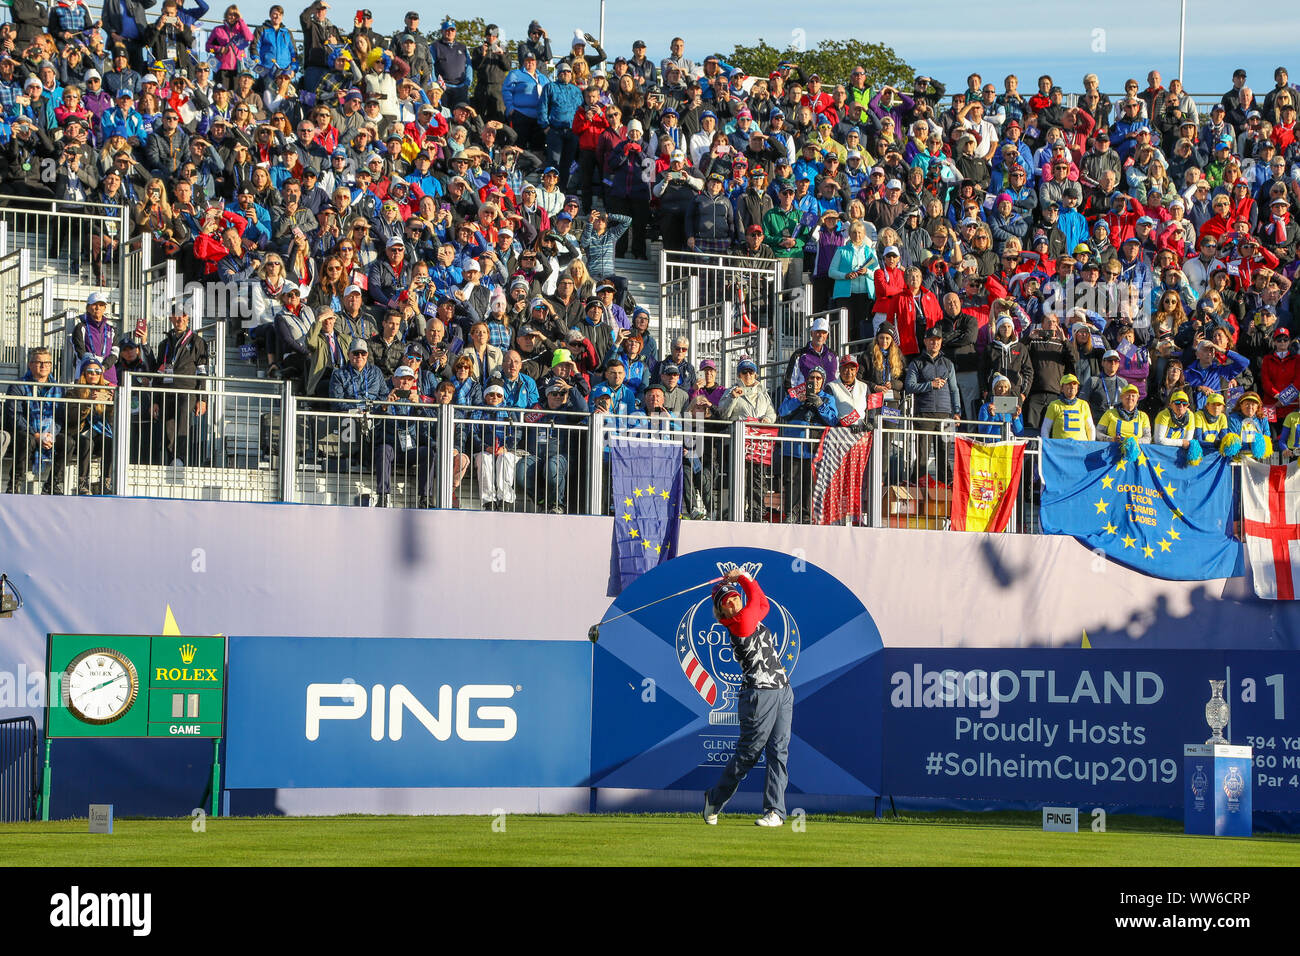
[1178,0,1186,83]
[599,0,606,49]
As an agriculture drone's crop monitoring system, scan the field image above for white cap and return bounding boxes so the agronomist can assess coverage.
[86,291,108,306]
[670,149,685,163]
[885,178,903,190]
[811,317,830,333]
[393,365,416,379]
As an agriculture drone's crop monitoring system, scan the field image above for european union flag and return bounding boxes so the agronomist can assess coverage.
[610,438,684,591]
[1040,440,1243,580]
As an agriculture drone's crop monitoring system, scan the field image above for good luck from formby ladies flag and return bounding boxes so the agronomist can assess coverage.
[1040,440,1242,580]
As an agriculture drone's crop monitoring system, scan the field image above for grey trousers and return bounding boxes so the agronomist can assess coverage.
[706,684,794,818]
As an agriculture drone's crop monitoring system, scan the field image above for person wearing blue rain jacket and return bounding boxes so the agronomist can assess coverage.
[776,366,839,523]
[1183,339,1249,411]
[976,374,1025,437]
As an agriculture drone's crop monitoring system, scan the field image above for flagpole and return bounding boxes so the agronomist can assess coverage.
[1178,0,1186,82]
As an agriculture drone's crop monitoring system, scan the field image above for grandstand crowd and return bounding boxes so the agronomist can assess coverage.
[3,0,1300,512]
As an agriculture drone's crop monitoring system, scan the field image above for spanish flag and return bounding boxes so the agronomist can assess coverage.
[952,437,1025,532]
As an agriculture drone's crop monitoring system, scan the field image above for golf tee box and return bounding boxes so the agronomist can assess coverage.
[88,804,113,833]
[1183,744,1253,837]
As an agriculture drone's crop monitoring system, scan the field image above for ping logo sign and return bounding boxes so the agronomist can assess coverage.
[1042,806,1079,832]
[306,683,518,742]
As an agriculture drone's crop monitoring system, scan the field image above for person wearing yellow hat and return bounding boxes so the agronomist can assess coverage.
[1040,373,1095,439]
[1223,392,1274,460]
[1195,393,1230,447]
[1154,389,1195,447]
[1097,384,1151,442]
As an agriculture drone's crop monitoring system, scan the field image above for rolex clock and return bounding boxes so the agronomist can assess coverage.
[62,647,140,725]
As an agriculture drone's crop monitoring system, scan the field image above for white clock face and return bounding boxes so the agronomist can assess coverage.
[63,648,139,725]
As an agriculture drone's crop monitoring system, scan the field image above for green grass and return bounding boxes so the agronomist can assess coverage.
[2,811,1298,866]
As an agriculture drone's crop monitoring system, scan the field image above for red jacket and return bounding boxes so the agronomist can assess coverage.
[717,573,769,639]
[885,285,943,355]
[572,105,611,152]
[1198,213,1234,243]
[1261,351,1300,415]
[1104,196,1142,246]
[192,210,248,274]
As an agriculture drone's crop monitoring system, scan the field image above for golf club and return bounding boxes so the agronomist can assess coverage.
[588,577,724,642]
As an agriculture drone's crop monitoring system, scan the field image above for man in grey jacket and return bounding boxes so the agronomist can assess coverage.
[904,326,961,480]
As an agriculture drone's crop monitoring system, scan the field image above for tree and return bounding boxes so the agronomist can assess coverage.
[442,15,508,53]
[726,37,914,91]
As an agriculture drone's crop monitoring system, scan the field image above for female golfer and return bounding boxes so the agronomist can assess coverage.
[703,568,793,827]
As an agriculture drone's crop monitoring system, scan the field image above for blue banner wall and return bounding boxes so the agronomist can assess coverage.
[588,547,885,796]
[6,496,1300,816]
[226,637,592,789]
[881,649,1300,810]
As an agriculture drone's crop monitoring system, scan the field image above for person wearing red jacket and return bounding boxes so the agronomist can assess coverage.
[701,567,793,828]
[1199,195,1235,244]
[1226,236,1280,292]
[192,207,249,275]
[1103,192,1142,246]
[572,87,610,211]
[478,167,518,214]
[1260,326,1300,421]
[405,108,450,149]
[884,264,943,355]
[872,244,906,333]
[801,74,835,121]
[957,272,1010,346]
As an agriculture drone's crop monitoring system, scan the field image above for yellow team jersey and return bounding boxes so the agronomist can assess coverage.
[1044,398,1094,439]
[1154,408,1196,442]
[1097,408,1151,440]
[1195,411,1229,446]
[1283,412,1300,452]
[1230,415,1275,459]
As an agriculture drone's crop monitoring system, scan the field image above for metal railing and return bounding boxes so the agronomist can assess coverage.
[117,372,284,501]
[0,382,116,495]
[737,420,837,525]
[657,275,697,359]
[7,362,1268,540]
[660,250,781,351]
[599,413,734,520]
[294,399,446,508]
[0,199,126,297]
[0,245,30,372]
[0,717,39,823]
[456,405,590,514]
[873,417,1042,532]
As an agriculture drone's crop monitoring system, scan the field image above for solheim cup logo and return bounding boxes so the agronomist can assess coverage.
[1190,764,1209,811]
[675,561,800,725]
[1223,765,1245,812]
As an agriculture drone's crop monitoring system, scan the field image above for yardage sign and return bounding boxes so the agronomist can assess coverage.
[46,634,227,738]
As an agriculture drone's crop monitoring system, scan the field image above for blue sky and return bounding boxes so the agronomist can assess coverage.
[360,0,1299,98]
